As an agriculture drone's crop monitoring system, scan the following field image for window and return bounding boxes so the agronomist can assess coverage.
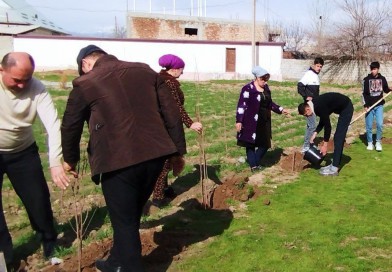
[185,28,198,36]
[268,33,280,42]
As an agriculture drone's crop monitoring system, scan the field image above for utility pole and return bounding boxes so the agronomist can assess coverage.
[114,16,118,38]
[252,0,256,67]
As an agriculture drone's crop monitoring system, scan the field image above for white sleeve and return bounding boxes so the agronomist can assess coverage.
[36,87,63,167]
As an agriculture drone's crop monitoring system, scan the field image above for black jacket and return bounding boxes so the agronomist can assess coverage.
[313,93,352,142]
[362,73,390,108]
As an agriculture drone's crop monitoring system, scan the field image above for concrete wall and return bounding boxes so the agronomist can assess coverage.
[282,59,392,83]
[0,36,13,59]
[8,36,283,81]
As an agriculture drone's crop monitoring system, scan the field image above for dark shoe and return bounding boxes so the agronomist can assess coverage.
[164,186,177,199]
[151,198,166,208]
[42,240,56,259]
[96,259,122,272]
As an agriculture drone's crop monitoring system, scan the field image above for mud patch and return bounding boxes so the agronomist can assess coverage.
[279,150,311,172]
[383,137,392,144]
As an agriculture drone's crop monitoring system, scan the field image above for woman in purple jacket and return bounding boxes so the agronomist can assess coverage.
[235,66,289,172]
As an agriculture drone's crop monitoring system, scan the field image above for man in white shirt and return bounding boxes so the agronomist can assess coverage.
[0,52,69,265]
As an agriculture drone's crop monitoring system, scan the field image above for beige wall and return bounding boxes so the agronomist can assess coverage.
[282,59,392,84]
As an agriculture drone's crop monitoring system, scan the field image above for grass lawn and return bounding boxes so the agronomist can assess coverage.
[174,128,392,272]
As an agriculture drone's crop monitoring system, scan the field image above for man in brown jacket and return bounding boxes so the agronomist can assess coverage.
[61,45,186,272]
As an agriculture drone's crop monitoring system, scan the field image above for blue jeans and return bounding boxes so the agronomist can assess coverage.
[246,147,268,168]
[304,113,317,147]
[365,104,383,143]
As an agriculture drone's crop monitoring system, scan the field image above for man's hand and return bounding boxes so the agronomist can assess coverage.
[282,109,290,115]
[306,96,313,101]
[50,165,70,190]
[235,122,242,132]
[190,122,203,133]
[63,162,78,178]
[310,132,317,144]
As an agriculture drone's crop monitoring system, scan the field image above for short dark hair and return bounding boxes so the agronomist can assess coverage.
[370,61,380,69]
[314,57,324,66]
[298,102,309,115]
[1,53,35,70]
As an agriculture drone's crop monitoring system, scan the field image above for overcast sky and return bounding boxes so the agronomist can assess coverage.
[24,0,322,35]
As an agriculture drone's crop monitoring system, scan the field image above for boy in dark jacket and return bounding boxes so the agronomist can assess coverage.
[362,61,391,151]
[297,57,324,153]
[298,93,353,176]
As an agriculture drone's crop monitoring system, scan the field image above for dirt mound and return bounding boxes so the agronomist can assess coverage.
[211,173,262,210]
[279,150,310,172]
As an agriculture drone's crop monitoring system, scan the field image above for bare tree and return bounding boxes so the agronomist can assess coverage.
[113,26,127,39]
[308,0,332,51]
[281,21,309,54]
[262,19,283,42]
[322,0,392,82]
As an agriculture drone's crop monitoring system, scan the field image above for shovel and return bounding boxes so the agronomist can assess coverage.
[349,91,391,125]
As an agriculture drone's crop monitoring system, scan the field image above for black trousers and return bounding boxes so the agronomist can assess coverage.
[0,143,57,264]
[101,156,166,272]
[333,102,354,167]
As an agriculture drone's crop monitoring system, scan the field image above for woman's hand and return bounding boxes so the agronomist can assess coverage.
[190,122,203,133]
[235,123,242,132]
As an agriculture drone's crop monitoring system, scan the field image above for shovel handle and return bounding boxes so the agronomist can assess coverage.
[350,91,391,125]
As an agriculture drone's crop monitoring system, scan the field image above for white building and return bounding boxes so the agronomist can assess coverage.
[7,35,284,81]
[0,0,68,36]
